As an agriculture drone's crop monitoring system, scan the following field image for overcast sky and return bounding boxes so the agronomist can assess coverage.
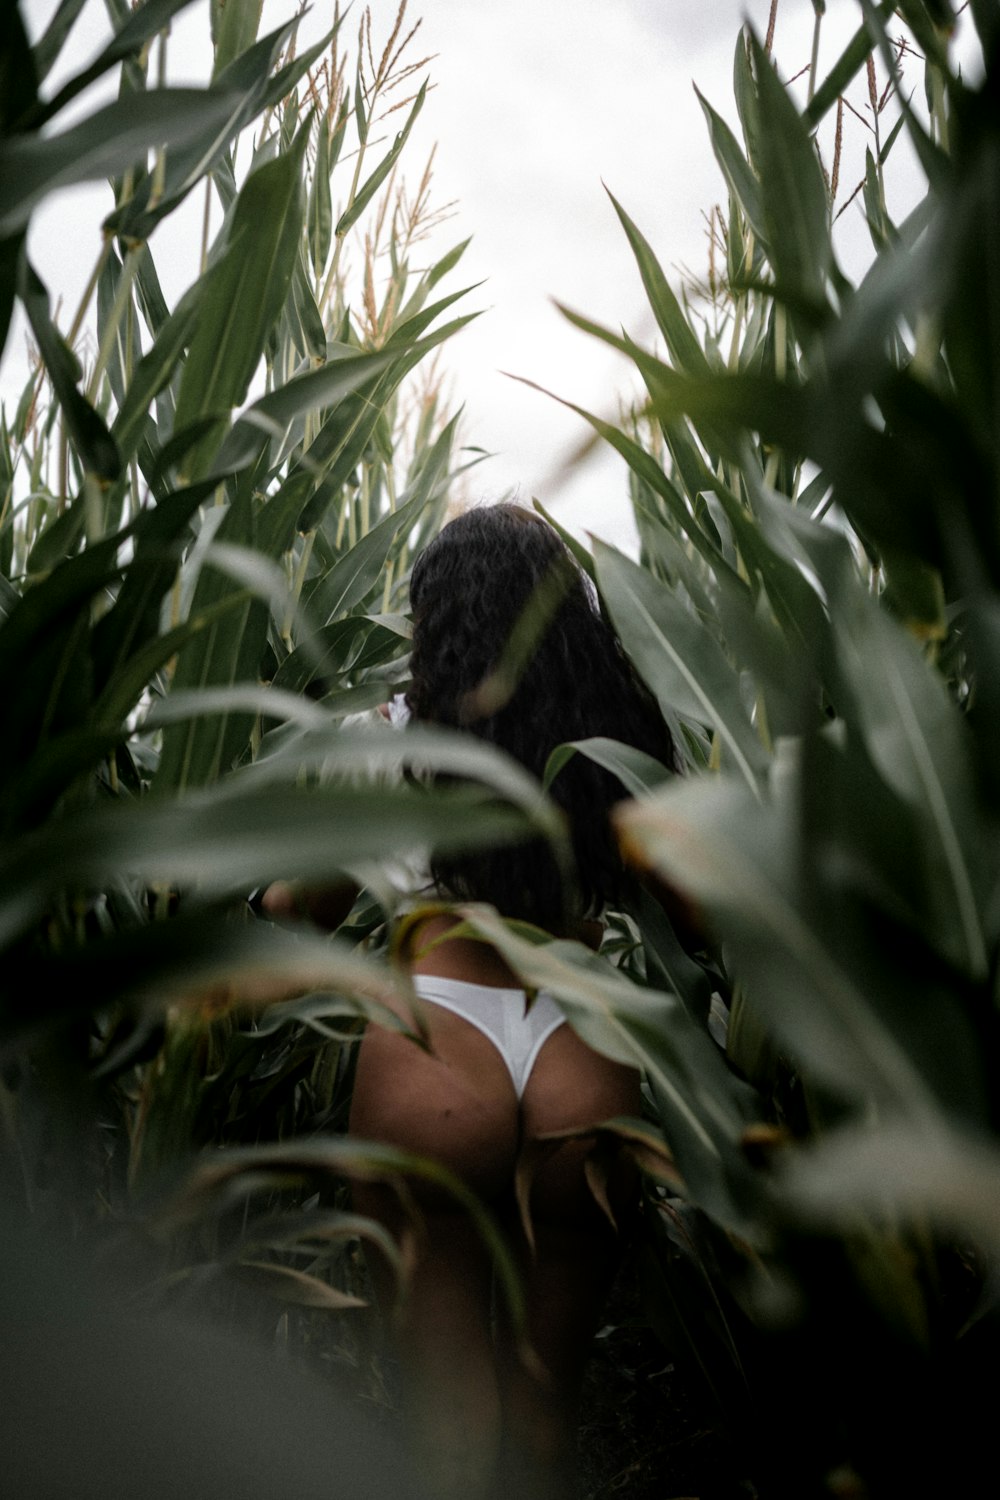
[14,0,980,548]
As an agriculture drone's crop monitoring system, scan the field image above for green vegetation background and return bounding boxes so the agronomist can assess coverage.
[2,2,999,1494]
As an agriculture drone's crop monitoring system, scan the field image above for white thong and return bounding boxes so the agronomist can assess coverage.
[409,973,566,1098]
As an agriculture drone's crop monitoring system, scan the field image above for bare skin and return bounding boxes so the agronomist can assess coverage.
[349,912,640,1500]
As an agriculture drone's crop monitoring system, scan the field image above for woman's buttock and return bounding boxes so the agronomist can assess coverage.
[349,978,521,1202]
[349,911,638,1202]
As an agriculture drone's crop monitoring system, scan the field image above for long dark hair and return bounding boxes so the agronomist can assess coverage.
[407,503,678,929]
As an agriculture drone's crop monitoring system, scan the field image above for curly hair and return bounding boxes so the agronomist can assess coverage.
[407,503,678,930]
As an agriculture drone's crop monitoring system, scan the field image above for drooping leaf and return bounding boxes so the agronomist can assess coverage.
[2,1,40,131]
[29,0,203,128]
[0,779,535,949]
[543,737,673,798]
[0,86,242,236]
[103,21,300,242]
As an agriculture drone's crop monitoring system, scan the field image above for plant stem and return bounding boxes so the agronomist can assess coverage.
[200,175,212,274]
[808,6,822,103]
[319,76,378,315]
[66,237,113,350]
[83,471,103,547]
[285,529,316,644]
[930,64,949,152]
[774,302,787,383]
[58,417,68,511]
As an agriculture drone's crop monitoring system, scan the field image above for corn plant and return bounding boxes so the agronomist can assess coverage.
[0,0,564,1348]
[511,0,1000,1490]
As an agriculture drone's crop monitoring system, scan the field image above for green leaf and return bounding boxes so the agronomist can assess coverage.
[294,311,478,533]
[748,34,832,310]
[244,721,564,849]
[694,85,767,246]
[90,479,221,697]
[0,779,535,948]
[210,0,264,77]
[556,305,814,463]
[308,491,427,625]
[606,191,709,376]
[804,2,894,127]
[104,21,297,241]
[31,0,90,84]
[593,540,769,796]
[4,725,127,833]
[111,292,200,465]
[968,0,1000,54]
[862,146,892,252]
[617,776,944,1115]
[830,590,987,979]
[308,114,334,279]
[143,684,333,733]
[512,373,743,584]
[543,737,673,797]
[29,0,204,129]
[153,495,271,791]
[530,499,596,582]
[336,82,427,237]
[400,236,472,321]
[353,57,368,147]
[96,243,143,415]
[94,596,250,727]
[173,123,310,476]
[0,232,21,364]
[269,617,380,697]
[0,533,121,795]
[215,344,406,472]
[0,87,241,236]
[783,1121,1000,1255]
[17,259,120,481]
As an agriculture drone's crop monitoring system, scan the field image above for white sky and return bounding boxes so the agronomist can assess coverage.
[12,0,982,549]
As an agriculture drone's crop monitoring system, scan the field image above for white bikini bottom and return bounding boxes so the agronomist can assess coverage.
[409,974,566,1099]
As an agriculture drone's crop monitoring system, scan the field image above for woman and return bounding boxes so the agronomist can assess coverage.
[346,504,678,1499]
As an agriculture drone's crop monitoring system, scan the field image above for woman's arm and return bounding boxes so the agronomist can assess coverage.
[260,877,360,931]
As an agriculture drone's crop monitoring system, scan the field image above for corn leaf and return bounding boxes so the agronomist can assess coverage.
[0,87,241,236]
[594,539,768,795]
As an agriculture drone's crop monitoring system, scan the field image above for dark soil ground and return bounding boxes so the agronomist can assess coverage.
[318,1242,750,1500]
[577,1254,749,1500]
